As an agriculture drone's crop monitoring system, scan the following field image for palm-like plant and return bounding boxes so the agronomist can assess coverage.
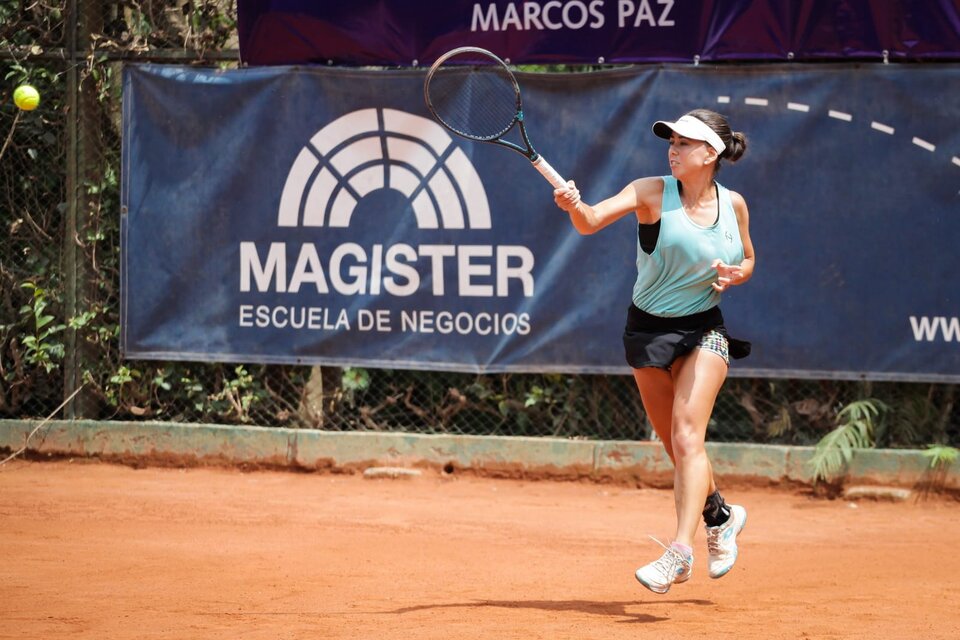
[810,399,889,484]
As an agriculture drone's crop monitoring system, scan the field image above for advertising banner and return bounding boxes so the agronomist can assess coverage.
[121,64,960,381]
[237,0,960,66]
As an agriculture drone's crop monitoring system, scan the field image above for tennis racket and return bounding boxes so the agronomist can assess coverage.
[424,46,567,189]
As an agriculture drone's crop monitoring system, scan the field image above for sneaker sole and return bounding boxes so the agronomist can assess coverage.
[709,508,747,580]
[635,570,671,594]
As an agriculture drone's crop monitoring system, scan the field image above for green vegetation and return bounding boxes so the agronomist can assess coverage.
[0,1,956,448]
[809,399,887,483]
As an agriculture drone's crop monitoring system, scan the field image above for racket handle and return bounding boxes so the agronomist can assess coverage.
[532,156,567,189]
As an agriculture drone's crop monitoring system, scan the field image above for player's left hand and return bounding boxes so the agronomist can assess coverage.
[711,259,744,292]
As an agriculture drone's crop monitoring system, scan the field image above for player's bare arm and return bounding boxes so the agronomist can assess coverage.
[731,190,755,282]
[711,190,755,292]
[555,176,663,234]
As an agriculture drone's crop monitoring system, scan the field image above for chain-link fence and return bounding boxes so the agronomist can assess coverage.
[2,1,957,450]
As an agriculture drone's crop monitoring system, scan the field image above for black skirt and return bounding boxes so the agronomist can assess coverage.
[622,304,751,369]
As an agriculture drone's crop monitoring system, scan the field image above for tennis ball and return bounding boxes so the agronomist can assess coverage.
[13,85,40,111]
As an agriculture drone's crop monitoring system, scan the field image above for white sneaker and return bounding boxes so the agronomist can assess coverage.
[706,504,746,579]
[635,540,693,594]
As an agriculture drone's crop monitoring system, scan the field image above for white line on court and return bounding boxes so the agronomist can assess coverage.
[828,110,852,121]
[871,121,895,134]
[717,96,730,104]
[953,157,960,167]
[787,102,809,112]
[745,97,768,106]
[912,137,936,152]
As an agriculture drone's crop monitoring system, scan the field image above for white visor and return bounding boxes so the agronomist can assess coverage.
[652,115,725,154]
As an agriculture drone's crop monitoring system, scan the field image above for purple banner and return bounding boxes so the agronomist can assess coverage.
[238,0,960,66]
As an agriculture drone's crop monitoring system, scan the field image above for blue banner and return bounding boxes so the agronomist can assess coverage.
[237,0,960,66]
[121,64,960,381]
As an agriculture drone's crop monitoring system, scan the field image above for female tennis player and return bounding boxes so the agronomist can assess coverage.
[553,109,755,594]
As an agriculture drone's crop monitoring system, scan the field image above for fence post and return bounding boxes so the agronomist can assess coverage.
[62,0,80,419]
[63,0,101,419]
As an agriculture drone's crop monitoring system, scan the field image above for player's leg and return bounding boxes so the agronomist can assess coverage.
[669,347,727,550]
[689,330,747,577]
[631,367,675,459]
[632,367,721,493]
[632,364,730,593]
[634,366,728,530]
[632,366,694,593]
[671,340,746,579]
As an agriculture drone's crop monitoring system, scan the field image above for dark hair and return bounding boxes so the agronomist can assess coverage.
[686,108,747,169]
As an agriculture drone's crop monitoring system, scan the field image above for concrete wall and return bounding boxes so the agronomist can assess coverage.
[1,419,956,490]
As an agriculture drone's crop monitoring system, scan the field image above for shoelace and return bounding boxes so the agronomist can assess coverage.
[648,535,684,578]
[706,525,725,554]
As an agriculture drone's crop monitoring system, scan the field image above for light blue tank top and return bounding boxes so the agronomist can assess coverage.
[632,176,744,317]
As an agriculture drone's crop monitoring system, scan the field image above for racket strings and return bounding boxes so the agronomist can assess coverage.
[427,64,520,140]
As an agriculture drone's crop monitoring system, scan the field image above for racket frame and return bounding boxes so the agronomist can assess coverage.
[424,47,567,189]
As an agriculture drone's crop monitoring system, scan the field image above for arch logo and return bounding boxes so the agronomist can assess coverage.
[277,108,491,229]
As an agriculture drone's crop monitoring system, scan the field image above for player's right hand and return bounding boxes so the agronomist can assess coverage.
[553,180,581,214]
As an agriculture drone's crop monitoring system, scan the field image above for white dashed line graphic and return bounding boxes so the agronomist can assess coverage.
[718,95,957,174]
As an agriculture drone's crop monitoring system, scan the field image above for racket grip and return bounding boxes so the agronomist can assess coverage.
[532,156,567,189]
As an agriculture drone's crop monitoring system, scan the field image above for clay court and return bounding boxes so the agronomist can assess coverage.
[1,460,958,639]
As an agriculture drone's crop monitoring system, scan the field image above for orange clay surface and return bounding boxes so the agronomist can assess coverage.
[1,459,958,640]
